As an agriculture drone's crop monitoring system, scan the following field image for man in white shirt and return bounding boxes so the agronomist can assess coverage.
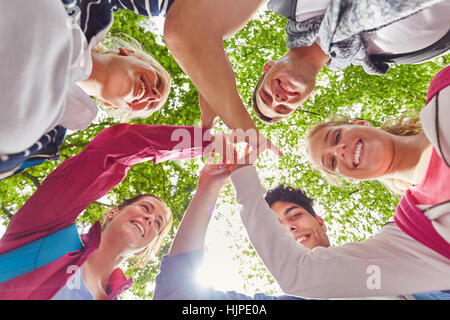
[228,165,450,298]
[252,0,450,123]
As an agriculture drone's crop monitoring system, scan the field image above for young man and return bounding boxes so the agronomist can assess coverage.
[154,164,450,300]
[229,165,450,298]
[253,0,450,123]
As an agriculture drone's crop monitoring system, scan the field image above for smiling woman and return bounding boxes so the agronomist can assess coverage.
[101,194,173,268]
[0,123,211,300]
[306,113,427,194]
[84,34,172,122]
[0,1,173,181]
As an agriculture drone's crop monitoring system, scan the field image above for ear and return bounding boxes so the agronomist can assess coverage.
[106,207,120,221]
[118,47,134,56]
[262,60,275,74]
[351,119,371,127]
[315,215,327,233]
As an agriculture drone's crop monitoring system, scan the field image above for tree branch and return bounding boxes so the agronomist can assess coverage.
[158,165,173,208]
[21,171,41,188]
[92,201,114,208]
[1,205,13,219]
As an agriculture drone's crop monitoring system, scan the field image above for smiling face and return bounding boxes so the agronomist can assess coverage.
[270,201,330,249]
[104,196,170,253]
[307,121,396,181]
[98,49,170,114]
[253,58,316,121]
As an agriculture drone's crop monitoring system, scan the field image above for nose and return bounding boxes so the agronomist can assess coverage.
[274,89,287,103]
[333,143,346,160]
[143,213,155,228]
[148,87,161,101]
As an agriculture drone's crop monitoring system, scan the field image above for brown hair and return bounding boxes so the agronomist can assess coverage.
[252,73,279,124]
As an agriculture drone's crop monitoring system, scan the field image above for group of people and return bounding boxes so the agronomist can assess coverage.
[0,0,449,300]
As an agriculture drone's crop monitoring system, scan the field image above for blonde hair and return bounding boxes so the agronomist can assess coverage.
[101,194,173,269]
[306,113,423,194]
[94,34,172,122]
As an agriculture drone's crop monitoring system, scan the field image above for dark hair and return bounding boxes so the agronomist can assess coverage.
[117,193,163,210]
[252,73,279,124]
[264,184,316,217]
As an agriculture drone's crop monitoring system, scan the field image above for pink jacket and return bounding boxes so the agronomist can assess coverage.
[395,66,450,259]
[0,124,210,299]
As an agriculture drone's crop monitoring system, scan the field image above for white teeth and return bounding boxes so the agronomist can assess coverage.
[132,222,144,237]
[137,80,145,101]
[297,236,306,243]
[280,81,296,93]
[353,141,363,166]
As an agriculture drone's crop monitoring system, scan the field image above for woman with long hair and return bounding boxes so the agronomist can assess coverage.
[1,0,171,180]
[0,123,211,299]
[306,65,450,259]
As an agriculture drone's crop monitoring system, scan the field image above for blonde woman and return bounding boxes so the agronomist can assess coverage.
[306,113,424,194]
[0,123,211,300]
[306,65,450,259]
[0,0,171,180]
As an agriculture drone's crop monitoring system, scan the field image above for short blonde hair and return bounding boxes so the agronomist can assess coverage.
[101,194,173,269]
[306,113,423,194]
[94,34,172,122]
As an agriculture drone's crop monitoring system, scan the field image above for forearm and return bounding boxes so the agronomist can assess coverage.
[230,166,450,298]
[3,124,210,241]
[164,0,265,131]
[169,184,221,256]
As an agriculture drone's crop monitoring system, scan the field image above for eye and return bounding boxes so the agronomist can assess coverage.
[290,213,301,220]
[155,72,163,89]
[330,156,336,170]
[335,131,341,144]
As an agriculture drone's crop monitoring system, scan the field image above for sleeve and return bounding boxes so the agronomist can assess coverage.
[112,0,174,17]
[2,124,210,244]
[230,166,450,298]
[153,250,304,300]
[0,0,74,154]
[421,71,450,167]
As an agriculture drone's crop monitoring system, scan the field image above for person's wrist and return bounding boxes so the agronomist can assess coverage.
[197,181,222,194]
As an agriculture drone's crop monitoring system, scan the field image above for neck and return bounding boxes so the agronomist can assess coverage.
[288,42,331,75]
[83,233,129,300]
[385,132,431,185]
[77,51,106,98]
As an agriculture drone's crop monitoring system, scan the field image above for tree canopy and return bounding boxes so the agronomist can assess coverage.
[0,9,448,299]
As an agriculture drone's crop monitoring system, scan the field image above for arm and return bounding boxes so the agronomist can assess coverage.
[168,164,227,257]
[155,163,304,300]
[164,0,266,131]
[230,166,450,298]
[1,124,210,248]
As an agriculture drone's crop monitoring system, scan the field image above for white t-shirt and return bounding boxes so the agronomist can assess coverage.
[0,0,102,155]
[230,166,450,298]
[295,0,450,55]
